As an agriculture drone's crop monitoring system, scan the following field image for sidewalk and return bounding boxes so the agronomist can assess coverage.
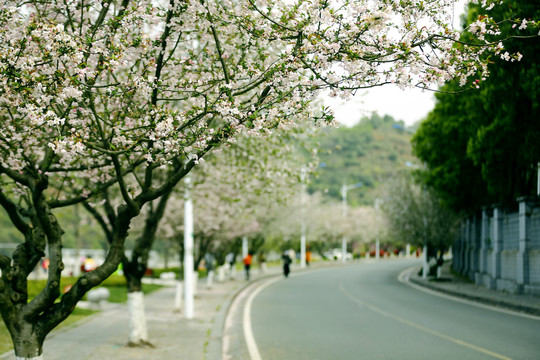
[0,266,283,360]
[408,261,540,317]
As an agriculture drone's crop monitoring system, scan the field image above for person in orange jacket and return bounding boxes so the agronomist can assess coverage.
[243,252,253,280]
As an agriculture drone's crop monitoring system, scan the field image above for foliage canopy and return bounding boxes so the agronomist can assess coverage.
[412,0,540,212]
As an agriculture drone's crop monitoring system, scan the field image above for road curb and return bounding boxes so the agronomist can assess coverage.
[408,268,540,317]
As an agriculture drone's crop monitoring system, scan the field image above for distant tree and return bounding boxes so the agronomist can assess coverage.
[382,174,460,267]
[309,113,417,206]
[411,81,493,212]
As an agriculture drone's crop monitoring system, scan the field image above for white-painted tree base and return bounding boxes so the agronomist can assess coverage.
[174,281,183,311]
[127,291,148,344]
[193,271,199,295]
[206,270,214,289]
[217,266,225,282]
[16,355,43,360]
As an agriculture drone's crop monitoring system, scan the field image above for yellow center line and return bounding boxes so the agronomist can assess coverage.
[338,282,513,360]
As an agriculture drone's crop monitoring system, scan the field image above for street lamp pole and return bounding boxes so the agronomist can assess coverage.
[537,162,540,196]
[341,182,362,263]
[183,176,194,319]
[374,198,383,260]
[300,168,307,268]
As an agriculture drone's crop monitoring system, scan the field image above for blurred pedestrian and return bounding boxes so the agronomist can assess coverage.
[306,250,311,266]
[41,258,49,274]
[83,256,96,272]
[282,251,291,278]
[243,252,253,280]
[258,252,267,273]
[225,252,235,279]
[204,252,215,289]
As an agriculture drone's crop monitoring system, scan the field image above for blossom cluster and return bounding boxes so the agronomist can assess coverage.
[0,0,532,200]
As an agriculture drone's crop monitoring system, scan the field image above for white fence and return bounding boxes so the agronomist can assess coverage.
[452,198,540,295]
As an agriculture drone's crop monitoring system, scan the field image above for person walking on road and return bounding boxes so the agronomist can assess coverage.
[282,251,292,278]
[243,252,253,280]
[204,252,215,289]
[225,252,235,279]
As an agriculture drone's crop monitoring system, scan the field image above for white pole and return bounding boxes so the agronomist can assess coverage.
[341,184,347,263]
[183,176,194,319]
[406,243,411,258]
[300,168,306,268]
[374,198,381,260]
[300,223,306,268]
[537,162,540,196]
[422,245,429,279]
[242,236,248,259]
[422,213,428,279]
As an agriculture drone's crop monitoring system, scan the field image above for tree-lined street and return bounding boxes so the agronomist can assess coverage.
[0,1,539,358]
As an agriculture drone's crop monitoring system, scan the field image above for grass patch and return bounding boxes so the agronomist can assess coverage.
[88,275,162,303]
[27,275,162,303]
[0,320,11,355]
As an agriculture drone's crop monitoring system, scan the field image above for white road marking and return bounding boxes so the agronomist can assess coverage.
[338,281,514,360]
[223,284,250,360]
[243,277,281,360]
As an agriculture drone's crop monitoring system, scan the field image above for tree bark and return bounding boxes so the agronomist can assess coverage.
[122,190,172,346]
[1,193,139,359]
[11,321,45,360]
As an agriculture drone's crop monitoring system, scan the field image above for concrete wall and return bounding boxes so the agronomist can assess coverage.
[453,198,540,295]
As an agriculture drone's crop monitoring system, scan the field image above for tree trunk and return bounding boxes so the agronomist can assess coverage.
[12,323,44,360]
[122,192,173,347]
[127,291,149,346]
[123,256,152,347]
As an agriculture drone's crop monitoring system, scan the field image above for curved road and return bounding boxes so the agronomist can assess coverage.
[244,260,539,360]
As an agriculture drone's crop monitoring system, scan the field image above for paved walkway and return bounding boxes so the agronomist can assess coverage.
[1,260,538,360]
[1,265,284,360]
[408,261,540,316]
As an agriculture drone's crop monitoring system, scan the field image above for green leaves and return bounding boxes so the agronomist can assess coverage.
[412,0,540,212]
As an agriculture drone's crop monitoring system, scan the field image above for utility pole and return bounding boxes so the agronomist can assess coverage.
[242,236,248,259]
[537,162,540,196]
[374,198,382,261]
[341,182,362,263]
[300,168,306,268]
[183,176,194,319]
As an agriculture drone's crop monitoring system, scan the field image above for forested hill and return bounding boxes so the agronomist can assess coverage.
[309,113,418,206]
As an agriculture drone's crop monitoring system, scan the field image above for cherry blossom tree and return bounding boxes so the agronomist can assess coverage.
[265,192,382,258]
[161,129,309,267]
[381,173,460,269]
[0,0,533,358]
[80,128,309,347]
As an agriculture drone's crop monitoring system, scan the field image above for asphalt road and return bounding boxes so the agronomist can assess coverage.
[246,260,540,360]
